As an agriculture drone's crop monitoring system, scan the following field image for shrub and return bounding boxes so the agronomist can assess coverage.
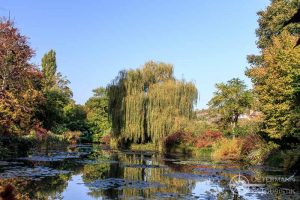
[92,133,102,143]
[164,131,193,148]
[247,142,279,165]
[212,138,243,161]
[195,130,223,148]
[232,118,262,136]
[0,135,37,159]
[63,131,81,144]
[32,124,48,141]
[101,134,111,145]
[0,140,9,159]
[240,134,263,154]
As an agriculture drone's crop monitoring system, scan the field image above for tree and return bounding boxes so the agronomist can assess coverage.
[246,31,300,139]
[41,50,57,89]
[0,20,43,135]
[246,0,300,140]
[208,78,253,130]
[247,0,300,67]
[64,103,87,132]
[38,87,70,130]
[255,0,299,50]
[85,87,111,138]
[37,50,73,131]
[107,61,198,145]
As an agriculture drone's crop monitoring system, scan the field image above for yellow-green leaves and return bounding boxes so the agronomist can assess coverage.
[107,61,198,144]
[247,31,300,139]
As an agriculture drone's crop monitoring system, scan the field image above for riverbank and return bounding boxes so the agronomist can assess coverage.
[0,134,69,160]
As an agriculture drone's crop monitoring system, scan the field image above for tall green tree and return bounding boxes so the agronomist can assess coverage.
[208,78,253,130]
[246,0,300,140]
[85,87,111,138]
[38,50,73,131]
[41,50,57,89]
[107,61,198,144]
[255,0,299,50]
[247,0,300,66]
[246,32,300,139]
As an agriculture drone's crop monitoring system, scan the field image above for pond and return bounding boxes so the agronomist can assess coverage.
[0,144,299,199]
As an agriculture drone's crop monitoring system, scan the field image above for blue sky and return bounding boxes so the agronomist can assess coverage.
[1,0,270,108]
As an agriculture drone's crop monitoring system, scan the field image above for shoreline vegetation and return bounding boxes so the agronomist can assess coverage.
[1,0,300,173]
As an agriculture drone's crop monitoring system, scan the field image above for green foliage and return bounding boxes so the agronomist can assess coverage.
[255,0,300,49]
[247,0,300,142]
[41,50,57,89]
[91,133,103,143]
[208,78,253,130]
[85,87,111,139]
[64,103,87,132]
[37,88,70,130]
[266,147,300,169]
[233,118,262,136]
[0,135,37,159]
[107,61,198,145]
[63,131,81,144]
[37,50,74,132]
[247,142,279,165]
[247,31,300,139]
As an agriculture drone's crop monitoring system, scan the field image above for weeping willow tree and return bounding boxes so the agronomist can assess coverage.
[107,61,198,145]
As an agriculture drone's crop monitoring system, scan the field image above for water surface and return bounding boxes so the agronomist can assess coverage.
[0,145,298,199]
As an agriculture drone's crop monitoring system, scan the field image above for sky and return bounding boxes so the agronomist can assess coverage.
[0,0,270,108]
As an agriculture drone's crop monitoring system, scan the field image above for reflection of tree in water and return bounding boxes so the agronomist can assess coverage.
[84,151,196,199]
[0,158,83,199]
[0,174,70,200]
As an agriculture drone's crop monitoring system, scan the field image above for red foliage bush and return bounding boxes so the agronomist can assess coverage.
[194,130,223,148]
[240,134,263,154]
[164,131,193,148]
[101,135,111,145]
[34,123,48,140]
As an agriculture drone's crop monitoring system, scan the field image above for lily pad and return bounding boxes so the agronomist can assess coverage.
[122,164,166,168]
[0,166,70,179]
[163,172,228,181]
[193,167,254,176]
[155,192,201,200]
[76,160,119,164]
[85,178,164,190]
[0,161,23,166]
[173,160,216,166]
[19,152,89,162]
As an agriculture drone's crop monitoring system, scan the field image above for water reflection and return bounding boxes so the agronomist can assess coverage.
[0,145,299,200]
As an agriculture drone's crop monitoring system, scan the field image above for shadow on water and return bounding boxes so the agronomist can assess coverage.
[0,144,299,199]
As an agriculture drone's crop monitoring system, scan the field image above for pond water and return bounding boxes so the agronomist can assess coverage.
[0,145,299,200]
